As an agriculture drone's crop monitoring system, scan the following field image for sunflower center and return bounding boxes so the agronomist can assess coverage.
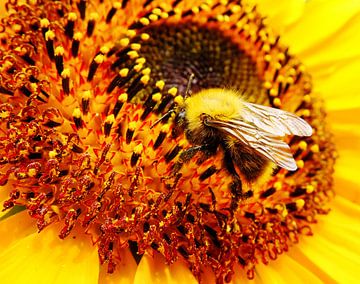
[0,0,336,282]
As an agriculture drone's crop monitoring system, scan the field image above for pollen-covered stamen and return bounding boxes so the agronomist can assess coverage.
[71,32,82,58]
[64,12,77,39]
[44,29,55,60]
[126,121,137,144]
[106,2,122,24]
[113,93,128,117]
[88,53,105,81]
[77,0,87,19]
[61,68,70,94]
[87,12,99,37]
[72,107,84,129]
[131,143,144,167]
[54,46,65,75]
[104,114,115,137]
[153,123,171,150]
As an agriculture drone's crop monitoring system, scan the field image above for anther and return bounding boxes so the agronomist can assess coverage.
[106,2,122,24]
[153,124,170,150]
[113,93,128,117]
[87,13,99,37]
[127,74,150,101]
[126,121,137,144]
[61,68,70,94]
[54,46,65,75]
[199,166,218,181]
[44,30,55,60]
[71,32,82,58]
[81,90,91,115]
[72,107,83,129]
[104,114,115,137]
[87,53,105,81]
[65,12,77,39]
[131,144,143,167]
[141,92,162,120]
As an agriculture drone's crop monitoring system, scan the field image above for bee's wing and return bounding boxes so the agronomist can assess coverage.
[240,102,313,137]
[206,119,298,170]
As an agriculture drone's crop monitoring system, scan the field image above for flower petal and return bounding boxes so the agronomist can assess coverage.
[288,196,360,283]
[281,0,360,55]
[0,223,99,283]
[98,248,137,284]
[134,253,198,284]
[0,211,36,250]
[255,0,305,31]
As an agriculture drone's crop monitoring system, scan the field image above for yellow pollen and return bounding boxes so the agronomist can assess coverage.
[200,4,210,12]
[113,2,122,9]
[269,88,277,97]
[161,124,171,133]
[152,93,162,102]
[141,75,150,84]
[310,144,320,153]
[142,68,151,75]
[303,95,311,103]
[73,32,83,40]
[105,114,115,124]
[68,12,77,21]
[149,14,158,21]
[298,141,308,150]
[161,12,169,19]
[40,18,50,28]
[273,98,281,107]
[301,109,311,117]
[286,77,294,84]
[174,95,184,106]
[72,107,82,118]
[127,30,136,38]
[136,57,146,64]
[49,150,57,159]
[231,5,241,13]
[192,7,200,14]
[274,181,282,190]
[134,64,143,72]
[55,46,65,56]
[296,199,305,209]
[127,50,139,59]
[89,12,99,21]
[118,93,128,102]
[94,54,105,64]
[263,81,272,89]
[120,38,130,47]
[152,8,162,15]
[179,139,187,147]
[119,68,129,77]
[141,33,150,41]
[306,185,315,193]
[131,43,141,51]
[156,80,165,90]
[28,168,37,177]
[168,87,178,96]
[129,121,137,131]
[140,17,150,26]
[264,54,272,62]
[82,90,92,100]
[61,68,70,79]
[100,45,110,54]
[133,143,144,154]
[296,160,304,169]
[45,30,55,41]
[262,44,271,52]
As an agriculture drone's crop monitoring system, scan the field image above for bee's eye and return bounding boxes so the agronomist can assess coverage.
[200,113,208,122]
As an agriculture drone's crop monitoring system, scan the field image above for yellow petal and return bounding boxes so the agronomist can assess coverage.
[255,0,305,32]
[0,223,99,284]
[98,248,137,284]
[312,60,360,111]
[0,211,36,249]
[134,253,198,284]
[288,196,360,283]
[282,0,360,55]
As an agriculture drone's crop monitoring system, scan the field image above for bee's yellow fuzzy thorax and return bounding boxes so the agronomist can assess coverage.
[185,88,243,131]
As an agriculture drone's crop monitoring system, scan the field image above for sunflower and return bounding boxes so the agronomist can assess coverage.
[0,0,358,283]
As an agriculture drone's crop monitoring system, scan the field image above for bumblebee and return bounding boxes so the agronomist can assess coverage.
[173,88,312,182]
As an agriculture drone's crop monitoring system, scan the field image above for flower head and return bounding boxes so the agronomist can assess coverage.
[0,0,341,282]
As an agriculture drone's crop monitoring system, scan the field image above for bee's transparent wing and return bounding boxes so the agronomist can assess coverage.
[240,102,313,137]
[205,104,312,171]
[206,119,298,170]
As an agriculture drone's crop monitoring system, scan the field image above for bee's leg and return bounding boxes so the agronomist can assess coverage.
[171,144,215,175]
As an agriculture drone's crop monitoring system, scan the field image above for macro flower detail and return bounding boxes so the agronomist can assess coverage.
[0,0,338,283]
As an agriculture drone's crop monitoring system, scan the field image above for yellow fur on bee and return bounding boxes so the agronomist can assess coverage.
[185,88,244,132]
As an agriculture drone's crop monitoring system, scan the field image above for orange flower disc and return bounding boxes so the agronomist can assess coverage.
[0,0,336,282]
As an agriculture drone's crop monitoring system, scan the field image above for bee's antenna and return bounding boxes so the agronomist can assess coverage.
[185,73,195,99]
[150,109,175,129]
